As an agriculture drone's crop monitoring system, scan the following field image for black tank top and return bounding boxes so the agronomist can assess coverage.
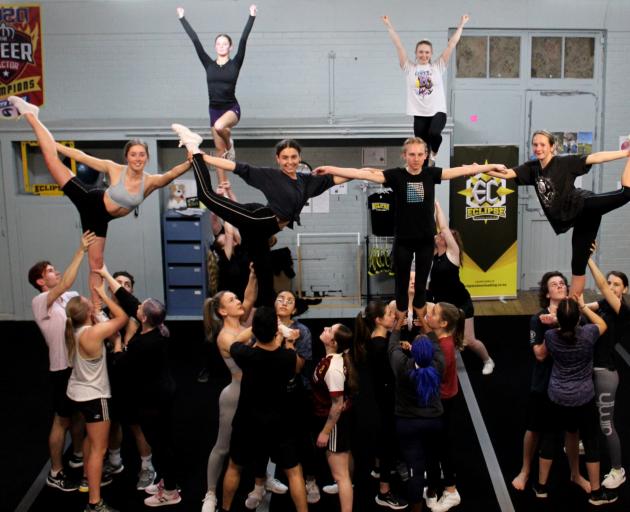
[428,253,471,307]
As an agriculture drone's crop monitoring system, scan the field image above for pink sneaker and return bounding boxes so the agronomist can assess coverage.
[144,488,182,507]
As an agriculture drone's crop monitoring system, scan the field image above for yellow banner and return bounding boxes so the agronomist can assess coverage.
[0,77,42,97]
[460,242,518,298]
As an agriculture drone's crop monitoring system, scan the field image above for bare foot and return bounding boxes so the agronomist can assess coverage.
[571,474,591,493]
[512,472,528,491]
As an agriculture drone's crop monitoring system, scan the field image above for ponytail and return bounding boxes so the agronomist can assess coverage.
[557,298,580,344]
[203,291,227,342]
[354,301,388,362]
[409,335,441,406]
[333,324,359,395]
[65,317,76,364]
[64,296,91,364]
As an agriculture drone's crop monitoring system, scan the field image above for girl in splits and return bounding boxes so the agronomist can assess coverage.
[585,246,629,490]
[488,130,630,298]
[431,200,495,375]
[172,124,349,307]
[9,96,191,307]
[177,3,256,179]
[382,14,469,166]
[315,137,507,323]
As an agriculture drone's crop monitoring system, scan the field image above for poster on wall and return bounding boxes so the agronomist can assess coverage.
[0,4,45,113]
[450,146,519,299]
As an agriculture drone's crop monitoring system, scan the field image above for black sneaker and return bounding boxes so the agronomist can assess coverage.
[375,491,409,510]
[68,454,84,468]
[589,488,618,506]
[532,482,548,498]
[79,472,113,493]
[84,499,119,512]
[47,470,79,492]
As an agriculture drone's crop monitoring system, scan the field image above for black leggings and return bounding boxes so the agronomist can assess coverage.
[393,238,434,311]
[570,187,630,275]
[413,113,447,155]
[191,154,279,306]
[139,401,177,490]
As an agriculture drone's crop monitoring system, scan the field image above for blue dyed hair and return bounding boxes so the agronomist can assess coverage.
[409,335,441,406]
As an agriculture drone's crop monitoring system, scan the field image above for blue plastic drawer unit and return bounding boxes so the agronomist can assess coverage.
[162,211,212,316]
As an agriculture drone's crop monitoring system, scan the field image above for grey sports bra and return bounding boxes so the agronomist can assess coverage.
[106,167,146,209]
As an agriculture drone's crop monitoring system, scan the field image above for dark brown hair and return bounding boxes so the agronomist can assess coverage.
[332,324,359,395]
[275,139,302,156]
[354,301,387,362]
[28,260,51,291]
[436,302,465,350]
[538,271,568,308]
[215,33,233,46]
[123,139,149,160]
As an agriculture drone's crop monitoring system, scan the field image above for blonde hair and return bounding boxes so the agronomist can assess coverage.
[64,296,90,363]
[402,137,429,155]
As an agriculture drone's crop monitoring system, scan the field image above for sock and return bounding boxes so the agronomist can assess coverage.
[252,483,264,496]
[108,448,122,466]
[141,454,154,471]
[50,468,61,478]
[73,451,83,459]
[88,501,102,510]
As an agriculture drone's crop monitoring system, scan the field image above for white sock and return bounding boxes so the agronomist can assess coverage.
[73,451,83,459]
[108,448,122,466]
[253,483,265,496]
[141,454,154,471]
[50,468,61,477]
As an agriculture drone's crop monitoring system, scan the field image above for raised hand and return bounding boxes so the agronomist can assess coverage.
[176,7,184,18]
[80,231,97,252]
[94,264,110,278]
[460,14,470,26]
[313,166,332,176]
[381,15,392,27]
[249,4,257,16]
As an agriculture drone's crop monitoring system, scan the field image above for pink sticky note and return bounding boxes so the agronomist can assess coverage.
[470,114,478,123]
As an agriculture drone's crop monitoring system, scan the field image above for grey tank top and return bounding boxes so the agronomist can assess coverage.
[66,326,111,401]
[106,166,146,209]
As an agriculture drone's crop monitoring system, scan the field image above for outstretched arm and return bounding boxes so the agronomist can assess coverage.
[381,16,408,68]
[177,8,212,68]
[55,144,119,174]
[585,149,630,165]
[200,153,237,172]
[441,163,508,180]
[47,231,96,308]
[233,5,257,66]
[241,264,257,320]
[576,294,607,336]
[147,160,192,191]
[314,165,386,184]
[487,168,517,180]
[435,201,461,265]
[587,245,622,314]
[439,14,470,64]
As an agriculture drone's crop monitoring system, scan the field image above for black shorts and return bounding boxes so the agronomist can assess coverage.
[62,177,115,238]
[525,390,552,433]
[50,368,73,418]
[71,397,111,423]
[314,412,352,453]
[230,422,300,470]
[460,298,475,319]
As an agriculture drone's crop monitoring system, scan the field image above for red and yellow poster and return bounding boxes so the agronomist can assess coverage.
[0,5,44,105]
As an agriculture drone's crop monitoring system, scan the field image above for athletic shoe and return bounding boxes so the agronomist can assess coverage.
[46,470,79,492]
[397,462,410,482]
[482,358,495,375]
[197,368,209,383]
[68,454,84,468]
[245,487,266,509]
[145,479,164,495]
[8,96,39,117]
[602,467,626,489]
[370,468,381,479]
[589,488,618,505]
[144,488,182,507]
[136,467,157,490]
[375,490,408,509]
[224,139,236,161]
[579,440,585,455]
[103,460,124,475]
[84,499,119,512]
[433,489,461,511]
[322,482,338,494]
[532,483,548,498]
[171,123,203,153]
[306,479,320,504]
[0,99,19,119]
[265,475,288,494]
[79,472,113,493]
[201,490,217,512]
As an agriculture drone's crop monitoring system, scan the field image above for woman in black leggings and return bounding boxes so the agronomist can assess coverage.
[171,124,349,306]
[489,130,630,298]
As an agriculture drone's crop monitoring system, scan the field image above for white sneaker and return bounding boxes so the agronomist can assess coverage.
[0,99,19,119]
[423,487,438,509]
[201,490,217,512]
[145,479,164,495]
[223,138,235,161]
[306,479,321,504]
[8,95,39,117]
[171,123,203,153]
[433,489,461,512]
[245,487,266,509]
[265,475,288,494]
[322,482,338,494]
[144,488,182,507]
[482,358,495,375]
[602,467,626,489]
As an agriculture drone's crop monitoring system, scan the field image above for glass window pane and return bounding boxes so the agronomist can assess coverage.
[456,36,487,78]
[531,37,562,78]
[564,37,594,78]
[489,36,520,78]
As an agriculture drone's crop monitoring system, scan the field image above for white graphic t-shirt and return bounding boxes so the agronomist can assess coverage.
[404,59,447,117]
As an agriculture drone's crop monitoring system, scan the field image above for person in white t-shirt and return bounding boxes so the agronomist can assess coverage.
[382,13,470,165]
[28,230,96,492]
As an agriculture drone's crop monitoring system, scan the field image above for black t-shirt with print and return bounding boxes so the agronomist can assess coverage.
[513,155,592,234]
[368,191,395,236]
[383,166,442,241]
